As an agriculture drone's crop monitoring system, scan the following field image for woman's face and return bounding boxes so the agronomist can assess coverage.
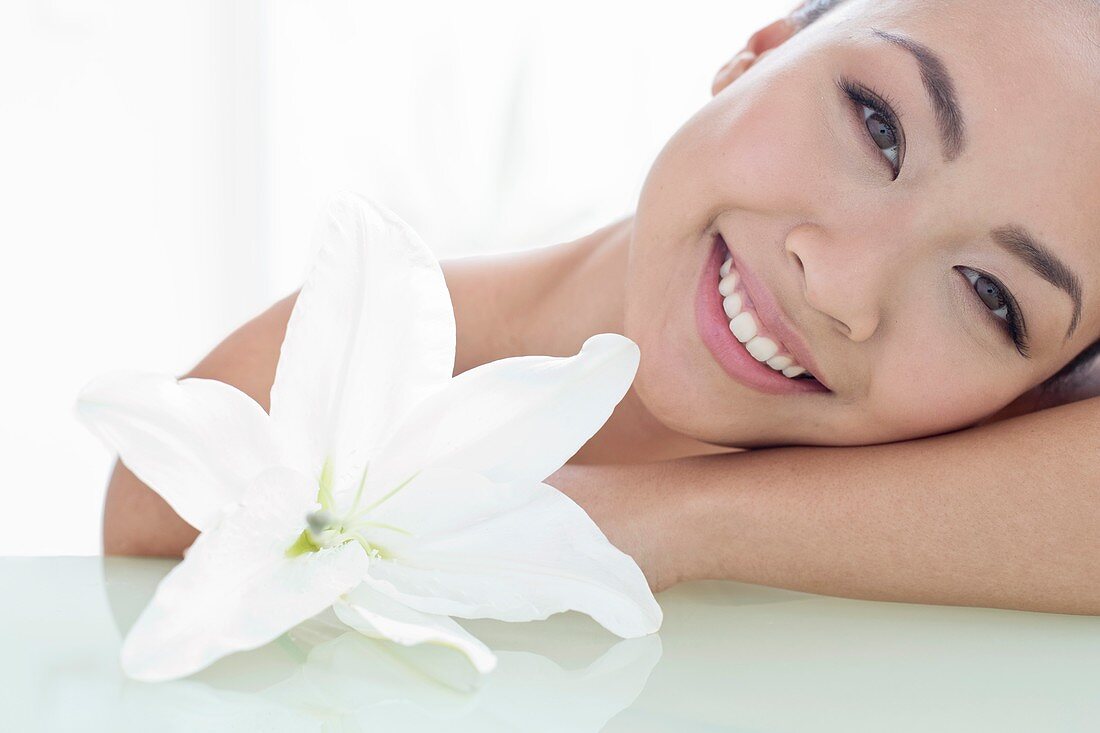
[625,0,1100,448]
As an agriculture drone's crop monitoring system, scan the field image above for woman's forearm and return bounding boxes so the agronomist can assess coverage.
[551,396,1100,614]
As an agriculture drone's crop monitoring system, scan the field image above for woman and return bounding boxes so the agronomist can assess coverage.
[103,0,1100,614]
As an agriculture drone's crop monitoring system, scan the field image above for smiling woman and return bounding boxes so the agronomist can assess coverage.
[102,0,1100,615]
[611,0,1100,450]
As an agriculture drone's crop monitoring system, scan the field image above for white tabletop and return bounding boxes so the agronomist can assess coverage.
[3,556,1098,731]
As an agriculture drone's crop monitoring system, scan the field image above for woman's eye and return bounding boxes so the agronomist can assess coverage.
[860,105,901,170]
[959,264,1007,319]
[956,266,1030,358]
[973,273,1007,313]
[837,78,904,179]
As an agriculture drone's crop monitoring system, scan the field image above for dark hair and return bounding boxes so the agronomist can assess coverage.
[788,0,1099,397]
[790,0,852,30]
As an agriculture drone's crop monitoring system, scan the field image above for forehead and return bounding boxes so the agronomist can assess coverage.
[828,0,1100,340]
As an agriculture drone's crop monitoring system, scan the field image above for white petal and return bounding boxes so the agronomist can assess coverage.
[268,192,456,490]
[75,371,284,531]
[120,466,370,681]
[364,333,639,498]
[334,583,497,673]
[362,468,662,639]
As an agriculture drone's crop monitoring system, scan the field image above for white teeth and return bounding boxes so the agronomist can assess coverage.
[766,354,793,371]
[745,336,779,362]
[718,271,740,297]
[729,312,757,342]
[722,293,743,319]
[717,264,812,380]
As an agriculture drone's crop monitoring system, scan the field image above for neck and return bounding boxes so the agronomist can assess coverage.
[441,215,730,464]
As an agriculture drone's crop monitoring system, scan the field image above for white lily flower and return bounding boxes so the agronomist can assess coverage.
[76,191,662,682]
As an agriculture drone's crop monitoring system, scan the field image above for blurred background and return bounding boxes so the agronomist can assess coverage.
[1,0,791,555]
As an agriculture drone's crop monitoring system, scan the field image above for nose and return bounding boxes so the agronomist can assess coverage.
[784,223,883,343]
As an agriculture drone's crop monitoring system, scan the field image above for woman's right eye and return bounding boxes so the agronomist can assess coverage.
[956,265,1030,358]
[836,77,905,179]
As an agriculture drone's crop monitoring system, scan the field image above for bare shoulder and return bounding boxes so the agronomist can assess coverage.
[101,290,299,556]
[182,290,299,410]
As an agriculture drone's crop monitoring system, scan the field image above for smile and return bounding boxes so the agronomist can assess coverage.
[694,234,830,396]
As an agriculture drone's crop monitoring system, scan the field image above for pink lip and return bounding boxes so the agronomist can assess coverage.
[694,234,831,396]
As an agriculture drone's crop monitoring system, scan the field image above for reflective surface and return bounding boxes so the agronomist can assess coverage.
[3,557,1099,731]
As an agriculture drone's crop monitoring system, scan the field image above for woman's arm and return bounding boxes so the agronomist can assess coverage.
[101,291,299,556]
[550,394,1100,615]
[107,284,1099,615]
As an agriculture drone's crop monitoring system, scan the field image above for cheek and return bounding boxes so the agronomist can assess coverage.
[864,375,987,441]
[627,73,825,325]
[858,327,1022,442]
[716,57,851,220]
[622,228,725,437]
[633,63,826,245]
[714,91,821,214]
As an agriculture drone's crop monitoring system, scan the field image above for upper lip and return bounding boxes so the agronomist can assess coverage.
[723,238,832,391]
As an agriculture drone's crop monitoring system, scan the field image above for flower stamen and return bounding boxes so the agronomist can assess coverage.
[339,460,371,524]
[346,468,422,522]
[286,465,415,558]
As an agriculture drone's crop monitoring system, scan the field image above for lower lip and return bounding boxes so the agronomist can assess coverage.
[694,235,829,396]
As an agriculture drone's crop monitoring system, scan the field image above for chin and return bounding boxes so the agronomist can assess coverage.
[623,223,752,444]
[626,313,755,446]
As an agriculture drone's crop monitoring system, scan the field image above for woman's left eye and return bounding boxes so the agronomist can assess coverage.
[956,266,1031,358]
[837,77,904,179]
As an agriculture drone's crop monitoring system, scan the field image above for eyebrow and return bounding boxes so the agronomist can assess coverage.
[870,27,967,161]
[990,225,1084,340]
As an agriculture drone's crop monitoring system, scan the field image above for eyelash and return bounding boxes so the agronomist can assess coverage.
[837,77,904,179]
[838,77,1031,359]
[956,266,1030,358]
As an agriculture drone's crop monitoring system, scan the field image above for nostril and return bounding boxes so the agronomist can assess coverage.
[789,251,805,275]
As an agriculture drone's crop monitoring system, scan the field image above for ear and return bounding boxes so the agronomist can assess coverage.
[711,17,799,97]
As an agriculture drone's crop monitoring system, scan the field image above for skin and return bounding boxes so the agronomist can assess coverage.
[623,0,1100,449]
[103,0,1100,612]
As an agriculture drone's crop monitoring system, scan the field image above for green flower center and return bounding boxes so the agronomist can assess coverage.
[284,458,418,559]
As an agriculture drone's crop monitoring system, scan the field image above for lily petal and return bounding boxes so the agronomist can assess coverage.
[120,466,370,681]
[75,371,283,531]
[334,582,497,673]
[365,333,639,498]
[268,192,456,490]
[362,467,662,639]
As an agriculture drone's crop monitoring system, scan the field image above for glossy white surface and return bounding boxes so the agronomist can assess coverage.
[3,557,1099,731]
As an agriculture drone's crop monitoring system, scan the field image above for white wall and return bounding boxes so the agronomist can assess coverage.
[0,0,790,555]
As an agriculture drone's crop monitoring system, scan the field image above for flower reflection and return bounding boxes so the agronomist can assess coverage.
[103,558,662,731]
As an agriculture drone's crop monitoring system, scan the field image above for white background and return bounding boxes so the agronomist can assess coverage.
[0,0,790,555]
